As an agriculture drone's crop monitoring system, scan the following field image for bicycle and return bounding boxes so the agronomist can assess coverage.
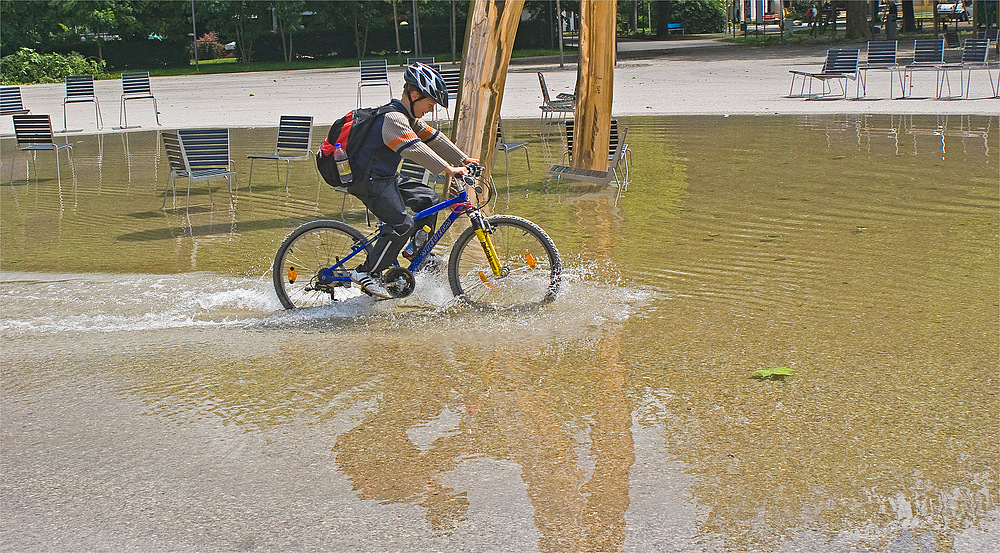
[272,164,561,310]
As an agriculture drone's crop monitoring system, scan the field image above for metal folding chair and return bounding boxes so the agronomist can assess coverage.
[9,114,74,185]
[119,72,160,129]
[247,115,315,189]
[162,129,236,208]
[1,86,30,116]
[62,75,103,131]
[358,60,392,107]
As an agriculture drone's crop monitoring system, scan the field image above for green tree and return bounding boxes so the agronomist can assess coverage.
[0,1,65,55]
[273,1,305,63]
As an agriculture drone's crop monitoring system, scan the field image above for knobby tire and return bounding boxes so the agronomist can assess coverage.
[447,215,561,309]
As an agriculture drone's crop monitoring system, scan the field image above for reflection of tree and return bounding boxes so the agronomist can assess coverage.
[333,364,481,535]
[332,328,634,550]
[492,325,633,552]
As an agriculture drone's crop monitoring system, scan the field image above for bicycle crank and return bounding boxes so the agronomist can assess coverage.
[383,266,416,298]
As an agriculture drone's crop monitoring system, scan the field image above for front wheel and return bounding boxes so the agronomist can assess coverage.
[448,215,561,309]
[273,220,368,309]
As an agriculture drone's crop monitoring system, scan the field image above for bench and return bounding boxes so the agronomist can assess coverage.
[665,23,684,34]
[547,127,629,187]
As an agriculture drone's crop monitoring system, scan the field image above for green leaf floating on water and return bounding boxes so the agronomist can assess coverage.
[752,366,796,380]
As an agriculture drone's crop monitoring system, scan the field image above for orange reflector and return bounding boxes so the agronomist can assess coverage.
[525,252,537,269]
[478,271,493,288]
[288,267,297,284]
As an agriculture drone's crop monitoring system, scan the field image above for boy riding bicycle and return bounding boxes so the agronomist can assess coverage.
[346,62,479,299]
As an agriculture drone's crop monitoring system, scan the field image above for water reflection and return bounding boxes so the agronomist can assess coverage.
[1,114,996,552]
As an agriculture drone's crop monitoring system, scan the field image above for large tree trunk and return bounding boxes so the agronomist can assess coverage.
[845,0,873,39]
[572,0,615,172]
[452,0,525,179]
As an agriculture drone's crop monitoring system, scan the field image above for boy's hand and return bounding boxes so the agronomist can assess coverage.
[444,165,468,179]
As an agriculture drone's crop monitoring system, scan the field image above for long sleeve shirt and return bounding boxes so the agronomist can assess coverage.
[379,100,467,175]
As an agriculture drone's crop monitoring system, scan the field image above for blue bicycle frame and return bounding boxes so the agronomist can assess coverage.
[314,187,477,287]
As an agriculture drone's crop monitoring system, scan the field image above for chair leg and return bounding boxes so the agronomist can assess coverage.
[152,97,160,125]
[523,148,530,171]
[284,160,291,190]
[120,97,127,128]
[162,175,176,209]
[54,148,61,186]
[94,97,103,130]
[247,158,256,191]
[9,148,18,185]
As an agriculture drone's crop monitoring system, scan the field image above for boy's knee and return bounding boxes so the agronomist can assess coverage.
[382,213,414,238]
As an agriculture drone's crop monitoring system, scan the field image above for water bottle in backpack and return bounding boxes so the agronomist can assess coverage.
[333,142,352,183]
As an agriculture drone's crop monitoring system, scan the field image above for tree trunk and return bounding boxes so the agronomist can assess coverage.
[845,0,872,39]
[392,0,402,65]
[573,0,615,172]
[451,0,457,63]
[901,0,917,32]
[452,0,525,183]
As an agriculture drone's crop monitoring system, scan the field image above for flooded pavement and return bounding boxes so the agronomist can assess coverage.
[2,114,998,552]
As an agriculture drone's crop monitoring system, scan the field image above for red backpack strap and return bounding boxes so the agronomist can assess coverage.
[335,111,355,148]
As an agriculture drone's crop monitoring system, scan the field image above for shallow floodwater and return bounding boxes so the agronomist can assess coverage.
[1,114,997,552]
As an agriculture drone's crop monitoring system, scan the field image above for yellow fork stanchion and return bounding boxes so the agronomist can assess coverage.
[475,228,503,277]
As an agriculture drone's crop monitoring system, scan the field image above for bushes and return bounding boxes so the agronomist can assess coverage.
[196,32,227,61]
[654,0,727,36]
[1,48,108,85]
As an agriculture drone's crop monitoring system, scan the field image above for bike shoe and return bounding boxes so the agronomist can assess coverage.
[350,270,392,299]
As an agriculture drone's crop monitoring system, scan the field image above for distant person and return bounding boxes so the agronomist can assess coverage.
[806,6,819,36]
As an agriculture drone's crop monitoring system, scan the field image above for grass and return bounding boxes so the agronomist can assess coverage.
[142,47,578,79]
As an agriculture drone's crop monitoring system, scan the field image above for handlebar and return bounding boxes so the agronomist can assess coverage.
[460,163,484,185]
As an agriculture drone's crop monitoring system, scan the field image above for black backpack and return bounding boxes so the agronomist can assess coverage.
[316,103,398,187]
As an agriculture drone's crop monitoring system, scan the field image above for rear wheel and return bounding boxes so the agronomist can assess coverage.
[448,215,561,309]
[273,220,368,309]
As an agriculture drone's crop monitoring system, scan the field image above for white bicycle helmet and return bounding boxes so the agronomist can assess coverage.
[404,62,449,108]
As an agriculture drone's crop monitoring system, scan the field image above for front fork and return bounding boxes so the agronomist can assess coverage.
[470,212,505,277]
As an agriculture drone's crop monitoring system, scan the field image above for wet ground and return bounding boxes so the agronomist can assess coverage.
[2,114,998,552]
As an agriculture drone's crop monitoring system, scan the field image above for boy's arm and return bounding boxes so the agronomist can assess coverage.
[382,112,452,174]
[412,119,469,166]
